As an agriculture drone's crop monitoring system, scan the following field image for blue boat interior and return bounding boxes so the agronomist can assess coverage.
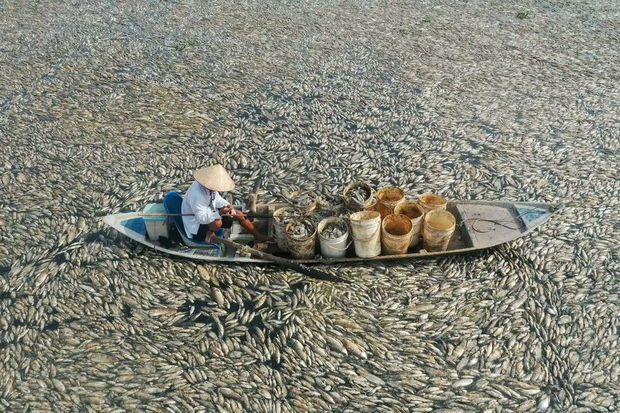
[120,217,146,235]
[163,191,223,250]
[515,205,549,229]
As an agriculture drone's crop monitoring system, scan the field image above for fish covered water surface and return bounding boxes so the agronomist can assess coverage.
[0,0,618,412]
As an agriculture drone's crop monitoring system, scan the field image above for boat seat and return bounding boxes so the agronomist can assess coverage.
[163,191,223,250]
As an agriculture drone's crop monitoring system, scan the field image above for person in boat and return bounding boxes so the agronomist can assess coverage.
[182,164,269,242]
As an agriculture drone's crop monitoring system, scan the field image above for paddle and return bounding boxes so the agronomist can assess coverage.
[139,212,278,219]
[210,236,350,283]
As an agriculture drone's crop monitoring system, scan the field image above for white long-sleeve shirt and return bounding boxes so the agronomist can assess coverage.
[181,181,230,237]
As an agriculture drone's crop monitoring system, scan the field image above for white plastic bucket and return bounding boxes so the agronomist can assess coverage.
[394,201,424,248]
[417,193,448,214]
[349,210,381,258]
[273,207,299,252]
[423,209,456,252]
[381,214,413,255]
[317,217,350,258]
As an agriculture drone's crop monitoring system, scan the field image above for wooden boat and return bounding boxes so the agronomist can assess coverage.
[102,192,560,265]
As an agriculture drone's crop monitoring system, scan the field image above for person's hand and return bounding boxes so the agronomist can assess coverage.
[220,204,233,215]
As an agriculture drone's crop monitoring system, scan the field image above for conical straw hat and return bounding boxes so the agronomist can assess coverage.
[193,164,235,192]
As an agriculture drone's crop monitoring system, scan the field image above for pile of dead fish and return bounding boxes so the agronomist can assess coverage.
[0,0,618,412]
[320,220,348,240]
[289,193,315,208]
[348,185,371,206]
[285,219,315,240]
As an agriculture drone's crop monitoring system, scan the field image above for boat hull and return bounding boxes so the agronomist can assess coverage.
[102,200,559,264]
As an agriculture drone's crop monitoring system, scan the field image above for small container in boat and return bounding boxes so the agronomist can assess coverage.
[394,201,424,248]
[417,193,448,214]
[317,217,349,258]
[376,186,405,218]
[423,209,456,252]
[343,182,376,212]
[285,219,317,259]
[381,214,413,255]
[142,203,169,241]
[287,190,318,214]
[349,210,382,258]
[272,207,301,252]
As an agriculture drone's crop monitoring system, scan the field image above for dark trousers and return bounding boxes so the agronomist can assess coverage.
[193,216,233,240]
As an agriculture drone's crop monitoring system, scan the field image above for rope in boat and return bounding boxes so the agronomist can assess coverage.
[459,219,521,233]
[458,207,546,233]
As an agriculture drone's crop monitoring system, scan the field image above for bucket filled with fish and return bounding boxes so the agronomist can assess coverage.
[285,219,317,259]
[287,190,318,214]
[423,209,456,252]
[394,201,424,248]
[343,181,376,211]
[381,214,413,255]
[417,193,448,214]
[317,217,350,258]
[273,206,301,252]
[376,186,405,218]
[349,210,382,258]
